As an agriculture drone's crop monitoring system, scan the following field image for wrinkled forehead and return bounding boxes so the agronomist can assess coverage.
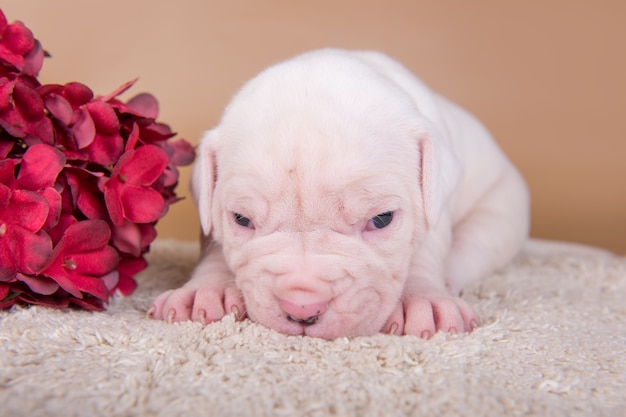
[214,118,418,231]
[212,54,421,223]
[215,97,419,193]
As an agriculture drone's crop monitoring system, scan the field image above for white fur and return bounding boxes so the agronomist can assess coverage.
[150,49,530,339]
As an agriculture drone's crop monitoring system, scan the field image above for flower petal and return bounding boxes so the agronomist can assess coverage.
[71,107,96,149]
[50,271,109,300]
[101,270,119,292]
[139,121,176,141]
[100,78,138,102]
[0,44,24,71]
[24,117,54,145]
[71,245,119,276]
[65,169,108,220]
[0,136,14,159]
[165,139,196,166]
[44,93,73,125]
[103,177,125,227]
[124,93,159,119]
[13,80,44,121]
[0,10,7,31]
[139,223,158,247]
[63,82,93,107]
[46,214,77,245]
[2,22,35,55]
[13,228,53,275]
[0,282,10,301]
[119,145,169,186]
[15,290,70,309]
[124,122,140,151]
[85,101,119,134]
[111,220,142,257]
[4,189,49,233]
[17,273,59,295]
[120,185,166,224]
[17,144,65,191]
[0,240,17,281]
[61,219,111,254]
[0,183,10,207]
[0,159,17,187]
[111,223,156,258]
[67,273,109,301]
[115,256,145,296]
[69,295,104,311]
[0,78,15,112]
[86,132,123,166]
[22,39,44,77]
[159,166,179,188]
[40,187,62,230]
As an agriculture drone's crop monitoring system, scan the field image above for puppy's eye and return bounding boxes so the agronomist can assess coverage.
[370,211,394,229]
[233,212,254,228]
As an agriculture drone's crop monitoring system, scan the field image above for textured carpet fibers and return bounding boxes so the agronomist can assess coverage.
[1,240,625,417]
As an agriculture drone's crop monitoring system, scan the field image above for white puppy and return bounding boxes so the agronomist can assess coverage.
[149,49,530,339]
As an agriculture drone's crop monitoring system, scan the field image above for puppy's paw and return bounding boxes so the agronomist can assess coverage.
[382,294,478,338]
[147,285,246,325]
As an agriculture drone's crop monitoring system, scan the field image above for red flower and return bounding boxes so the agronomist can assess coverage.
[104,144,169,227]
[0,77,54,144]
[115,256,147,296]
[0,9,44,76]
[111,220,157,258]
[38,219,119,302]
[0,181,53,281]
[64,167,108,221]
[0,8,195,311]
[17,143,65,190]
[83,100,124,165]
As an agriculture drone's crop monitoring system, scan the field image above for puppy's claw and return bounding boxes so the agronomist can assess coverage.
[146,306,155,319]
[198,309,207,325]
[388,322,400,335]
[231,305,244,321]
[167,308,176,324]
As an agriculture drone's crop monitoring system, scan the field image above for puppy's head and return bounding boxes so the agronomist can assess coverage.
[191,50,460,338]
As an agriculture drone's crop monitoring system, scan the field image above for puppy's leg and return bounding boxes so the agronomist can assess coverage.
[148,235,245,324]
[444,165,530,294]
[383,217,479,338]
[383,166,530,337]
[384,166,529,337]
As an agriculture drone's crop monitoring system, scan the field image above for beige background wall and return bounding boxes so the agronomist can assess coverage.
[4,1,625,253]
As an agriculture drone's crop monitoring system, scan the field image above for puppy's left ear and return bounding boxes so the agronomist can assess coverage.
[417,128,462,228]
[190,129,219,236]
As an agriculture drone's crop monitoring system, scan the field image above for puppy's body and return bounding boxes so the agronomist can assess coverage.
[150,49,530,339]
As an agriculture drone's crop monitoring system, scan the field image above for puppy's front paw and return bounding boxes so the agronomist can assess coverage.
[148,285,246,325]
[382,294,478,338]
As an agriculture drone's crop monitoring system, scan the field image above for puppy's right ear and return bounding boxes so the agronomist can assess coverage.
[190,129,219,236]
[416,128,462,228]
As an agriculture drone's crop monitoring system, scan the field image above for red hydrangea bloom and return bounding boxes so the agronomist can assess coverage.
[116,256,147,296]
[37,219,119,303]
[0,8,195,311]
[0,182,52,280]
[104,144,169,227]
[0,77,54,144]
[0,10,44,76]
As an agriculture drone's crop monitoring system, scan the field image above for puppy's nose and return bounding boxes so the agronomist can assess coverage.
[279,300,328,326]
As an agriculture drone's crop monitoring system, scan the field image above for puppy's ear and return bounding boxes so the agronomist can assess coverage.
[190,129,219,236]
[417,130,462,227]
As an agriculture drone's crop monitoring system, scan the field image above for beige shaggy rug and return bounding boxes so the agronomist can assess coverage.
[1,239,625,417]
